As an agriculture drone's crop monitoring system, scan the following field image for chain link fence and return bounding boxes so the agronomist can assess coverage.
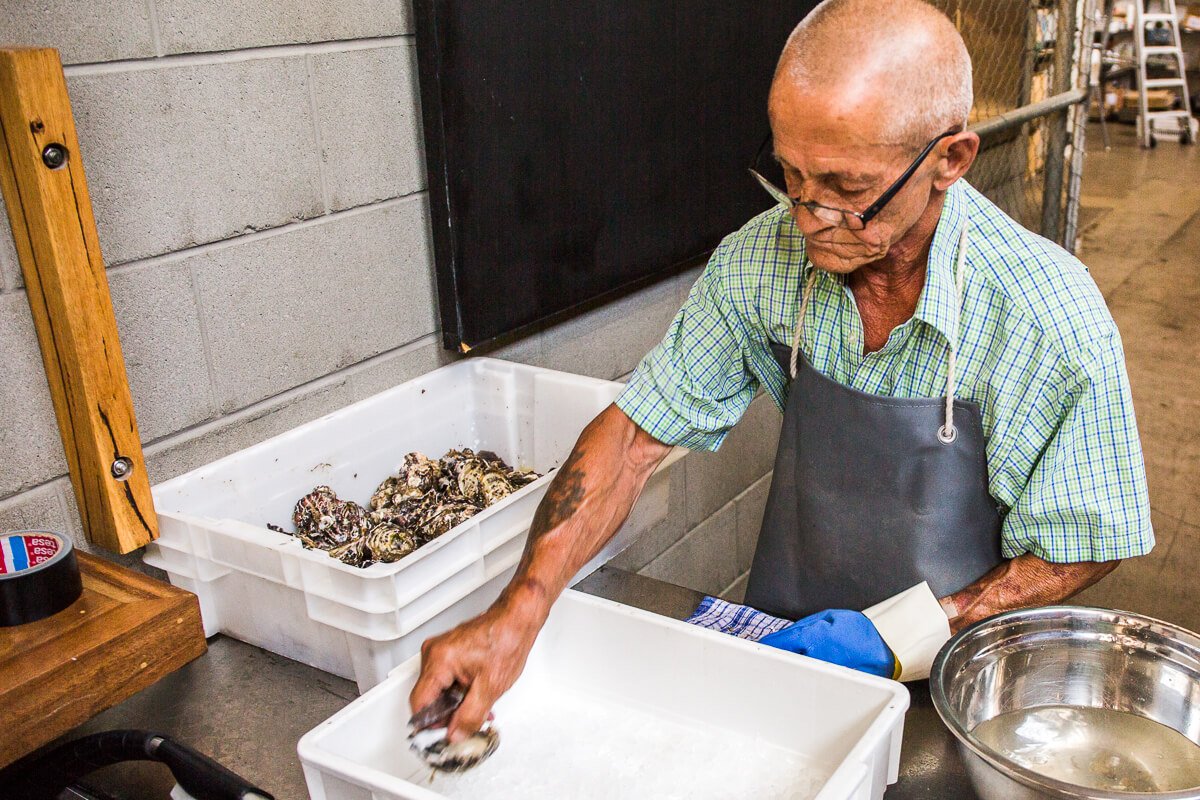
[929,0,1094,251]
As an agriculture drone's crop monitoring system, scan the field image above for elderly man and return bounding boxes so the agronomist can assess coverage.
[412,0,1153,738]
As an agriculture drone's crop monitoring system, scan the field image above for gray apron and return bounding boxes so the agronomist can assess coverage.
[744,223,1004,620]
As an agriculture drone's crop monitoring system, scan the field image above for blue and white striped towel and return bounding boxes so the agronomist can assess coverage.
[685,596,793,641]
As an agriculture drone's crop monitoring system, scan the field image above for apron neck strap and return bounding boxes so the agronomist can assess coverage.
[789,218,972,446]
[788,269,818,380]
[938,220,970,445]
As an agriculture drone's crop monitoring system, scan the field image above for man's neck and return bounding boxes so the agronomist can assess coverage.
[847,191,946,352]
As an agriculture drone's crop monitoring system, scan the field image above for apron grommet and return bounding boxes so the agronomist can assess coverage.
[937,424,958,444]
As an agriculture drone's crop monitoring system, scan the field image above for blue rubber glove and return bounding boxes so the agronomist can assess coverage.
[757,609,896,678]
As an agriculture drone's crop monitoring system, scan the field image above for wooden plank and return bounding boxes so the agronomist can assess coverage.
[0,553,207,767]
[0,47,157,553]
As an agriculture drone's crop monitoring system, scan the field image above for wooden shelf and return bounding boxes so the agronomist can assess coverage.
[0,553,206,768]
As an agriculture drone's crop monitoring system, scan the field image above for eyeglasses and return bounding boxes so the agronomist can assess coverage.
[748,128,959,230]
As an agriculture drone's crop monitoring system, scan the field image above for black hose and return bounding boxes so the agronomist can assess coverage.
[5,730,273,800]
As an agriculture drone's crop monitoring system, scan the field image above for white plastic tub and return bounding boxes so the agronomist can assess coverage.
[298,591,909,800]
[146,358,683,691]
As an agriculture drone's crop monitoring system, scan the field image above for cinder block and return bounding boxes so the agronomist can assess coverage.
[0,293,67,496]
[720,571,749,604]
[156,0,411,55]
[685,393,782,528]
[145,380,355,485]
[344,337,456,401]
[108,261,217,442]
[1,2,155,64]
[67,58,324,265]
[609,462,687,572]
[640,499,738,597]
[52,478,89,548]
[540,276,680,381]
[0,193,20,292]
[735,471,772,575]
[0,481,72,536]
[311,44,425,212]
[190,197,436,410]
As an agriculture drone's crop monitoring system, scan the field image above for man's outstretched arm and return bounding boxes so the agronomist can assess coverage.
[409,403,672,740]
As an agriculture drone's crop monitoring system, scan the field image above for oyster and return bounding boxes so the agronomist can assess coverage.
[403,452,443,492]
[508,468,538,488]
[292,485,371,548]
[419,501,481,541]
[410,724,500,773]
[479,468,513,505]
[328,535,372,568]
[456,457,487,504]
[408,684,500,773]
[370,475,424,511]
[365,522,418,563]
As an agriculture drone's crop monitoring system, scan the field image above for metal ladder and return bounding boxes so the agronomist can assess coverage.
[1131,0,1198,146]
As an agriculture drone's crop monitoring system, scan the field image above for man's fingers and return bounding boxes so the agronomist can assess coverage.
[409,660,457,721]
[447,680,494,743]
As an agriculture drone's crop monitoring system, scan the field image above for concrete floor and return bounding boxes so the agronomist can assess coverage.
[1071,121,1200,630]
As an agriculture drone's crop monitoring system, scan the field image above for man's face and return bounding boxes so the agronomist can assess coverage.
[767,80,940,274]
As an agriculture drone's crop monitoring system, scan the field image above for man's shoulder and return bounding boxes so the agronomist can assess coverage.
[961,183,1116,357]
[708,205,803,285]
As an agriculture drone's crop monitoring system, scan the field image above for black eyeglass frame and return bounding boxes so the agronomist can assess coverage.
[748,128,960,230]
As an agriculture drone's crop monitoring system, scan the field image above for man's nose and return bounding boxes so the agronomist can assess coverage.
[791,206,836,238]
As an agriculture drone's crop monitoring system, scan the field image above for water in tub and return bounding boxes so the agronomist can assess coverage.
[424,679,830,800]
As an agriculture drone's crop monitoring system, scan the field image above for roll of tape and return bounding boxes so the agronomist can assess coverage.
[0,530,83,627]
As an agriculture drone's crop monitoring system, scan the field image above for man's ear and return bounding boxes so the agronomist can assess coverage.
[932,131,980,191]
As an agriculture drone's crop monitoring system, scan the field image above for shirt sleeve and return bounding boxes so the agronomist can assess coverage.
[999,329,1154,562]
[615,250,760,451]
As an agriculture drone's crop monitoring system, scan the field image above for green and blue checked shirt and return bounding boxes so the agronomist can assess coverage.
[616,180,1153,563]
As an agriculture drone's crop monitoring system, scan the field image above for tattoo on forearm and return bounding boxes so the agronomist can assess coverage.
[529,447,587,537]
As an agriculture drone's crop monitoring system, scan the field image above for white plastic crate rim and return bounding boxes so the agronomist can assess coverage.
[146,359,681,690]
[154,358,621,531]
[298,591,910,800]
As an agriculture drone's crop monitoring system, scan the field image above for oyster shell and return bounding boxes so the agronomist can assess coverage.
[479,469,513,505]
[408,684,500,774]
[292,485,371,548]
[365,522,418,563]
[328,535,372,568]
[419,501,481,541]
[410,724,500,773]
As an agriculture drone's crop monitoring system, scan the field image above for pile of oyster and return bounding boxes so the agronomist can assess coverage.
[273,449,539,568]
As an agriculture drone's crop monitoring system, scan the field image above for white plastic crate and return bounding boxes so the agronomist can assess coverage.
[146,358,683,691]
[298,591,910,800]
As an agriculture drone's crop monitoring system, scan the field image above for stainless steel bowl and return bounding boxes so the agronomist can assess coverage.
[931,606,1200,799]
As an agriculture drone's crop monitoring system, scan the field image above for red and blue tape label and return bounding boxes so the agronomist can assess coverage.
[0,532,62,574]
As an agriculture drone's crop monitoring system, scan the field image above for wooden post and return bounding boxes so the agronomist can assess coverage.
[0,48,157,553]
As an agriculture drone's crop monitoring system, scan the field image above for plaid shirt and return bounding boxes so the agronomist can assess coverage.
[616,180,1153,563]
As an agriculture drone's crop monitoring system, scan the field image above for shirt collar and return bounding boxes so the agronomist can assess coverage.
[912,180,969,346]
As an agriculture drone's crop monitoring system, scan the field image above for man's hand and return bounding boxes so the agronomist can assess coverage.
[408,404,672,740]
[409,590,546,743]
[944,554,1121,633]
[758,609,896,678]
[759,582,951,681]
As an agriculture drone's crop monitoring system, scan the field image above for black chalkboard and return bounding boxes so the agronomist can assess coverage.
[413,1,818,351]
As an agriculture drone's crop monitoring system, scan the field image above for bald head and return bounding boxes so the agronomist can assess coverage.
[773,0,972,145]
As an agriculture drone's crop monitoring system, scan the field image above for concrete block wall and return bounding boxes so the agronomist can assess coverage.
[0,4,781,595]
